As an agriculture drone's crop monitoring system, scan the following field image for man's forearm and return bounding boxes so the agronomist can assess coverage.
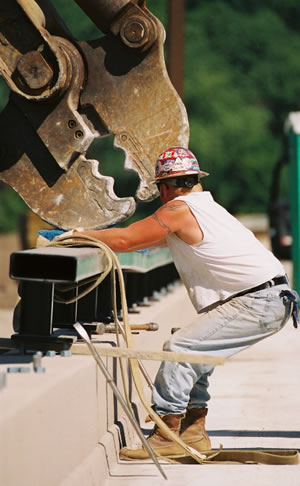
[74,228,167,252]
[126,238,168,251]
[74,227,130,251]
[73,212,170,252]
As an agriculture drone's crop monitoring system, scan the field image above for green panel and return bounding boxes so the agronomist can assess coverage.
[116,248,173,273]
[289,131,300,292]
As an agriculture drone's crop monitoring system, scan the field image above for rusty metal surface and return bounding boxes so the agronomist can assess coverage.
[0,0,189,229]
[0,1,71,100]
[74,0,132,34]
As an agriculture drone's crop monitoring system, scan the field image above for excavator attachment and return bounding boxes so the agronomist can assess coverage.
[0,0,189,229]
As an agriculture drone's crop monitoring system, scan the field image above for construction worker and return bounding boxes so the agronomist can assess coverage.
[72,147,299,459]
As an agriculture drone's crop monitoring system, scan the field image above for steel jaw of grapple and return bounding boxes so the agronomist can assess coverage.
[0,0,189,230]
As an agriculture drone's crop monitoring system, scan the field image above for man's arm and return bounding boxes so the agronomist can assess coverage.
[73,214,169,252]
[127,237,168,251]
[73,201,189,252]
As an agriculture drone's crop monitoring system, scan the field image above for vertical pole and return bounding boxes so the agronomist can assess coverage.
[167,0,185,100]
[288,114,300,292]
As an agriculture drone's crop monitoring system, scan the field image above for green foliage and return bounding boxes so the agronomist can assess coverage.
[50,0,167,40]
[86,137,161,226]
[185,1,300,212]
[50,0,101,40]
[0,183,27,233]
[0,82,20,232]
[0,79,9,112]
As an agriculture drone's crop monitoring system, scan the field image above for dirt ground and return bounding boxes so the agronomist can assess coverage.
[0,233,21,309]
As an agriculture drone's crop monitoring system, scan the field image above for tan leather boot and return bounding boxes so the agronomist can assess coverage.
[180,407,211,452]
[119,413,185,460]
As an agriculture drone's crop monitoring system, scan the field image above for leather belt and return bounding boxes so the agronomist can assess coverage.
[235,275,288,298]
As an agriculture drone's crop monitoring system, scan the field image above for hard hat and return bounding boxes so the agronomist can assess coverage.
[154,147,209,181]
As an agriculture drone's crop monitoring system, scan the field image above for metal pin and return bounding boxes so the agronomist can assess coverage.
[7,367,31,373]
[160,287,167,296]
[18,367,30,373]
[33,351,46,373]
[167,283,174,292]
[7,367,20,373]
[0,372,7,390]
[152,290,162,300]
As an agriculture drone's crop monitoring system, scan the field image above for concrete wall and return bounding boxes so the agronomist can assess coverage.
[0,282,195,486]
[0,346,126,486]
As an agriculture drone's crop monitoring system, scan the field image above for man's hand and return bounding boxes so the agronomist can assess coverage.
[53,227,84,242]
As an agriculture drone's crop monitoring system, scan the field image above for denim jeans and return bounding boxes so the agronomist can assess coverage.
[152,284,293,415]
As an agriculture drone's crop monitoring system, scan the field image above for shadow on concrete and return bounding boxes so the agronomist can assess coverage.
[208,430,300,438]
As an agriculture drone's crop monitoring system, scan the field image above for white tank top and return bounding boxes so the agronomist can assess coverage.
[166,192,285,312]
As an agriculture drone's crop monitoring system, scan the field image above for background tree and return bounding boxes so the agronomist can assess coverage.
[185,0,300,212]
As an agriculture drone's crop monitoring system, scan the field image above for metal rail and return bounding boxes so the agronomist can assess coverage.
[9,246,178,351]
[10,247,107,283]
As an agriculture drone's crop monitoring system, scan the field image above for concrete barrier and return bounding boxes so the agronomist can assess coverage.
[0,343,129,486]
[0,247,180,485]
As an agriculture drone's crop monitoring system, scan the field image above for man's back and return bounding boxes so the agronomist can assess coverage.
[166,191,285,311]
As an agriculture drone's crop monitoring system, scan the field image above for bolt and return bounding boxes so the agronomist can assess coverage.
[120,17,150,48]
[34,367,46,374]
[129,302,140,314]
[7,367,20,373]
[148,322,159,331]
[95,323,106,335]
[167,283,175,293]
[0,372,6,390]
[68,120,76,129]
[123,20,145,43]
[137,296,151,307]
[19,367,31,373]
[160,287,167,296]
[33,351,46,373]
[16,51,53,90]
[75,130,84,139]
[7,367,31,373]
[151,290,161,301]
[60,350,72,357]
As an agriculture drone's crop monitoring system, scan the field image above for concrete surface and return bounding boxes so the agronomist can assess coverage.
[0,334,120,486]
[0,261,299,486]
[110,279,300,486]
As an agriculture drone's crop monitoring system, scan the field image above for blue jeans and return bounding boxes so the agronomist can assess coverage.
[152,284,293,415]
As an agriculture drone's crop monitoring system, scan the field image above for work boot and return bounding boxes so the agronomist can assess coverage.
[180,407,211,452]
[119,413,185,460]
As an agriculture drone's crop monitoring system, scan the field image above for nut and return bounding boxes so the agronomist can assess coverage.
[120,17,150,48]
[123,20,145,43]
[16,51,53,90]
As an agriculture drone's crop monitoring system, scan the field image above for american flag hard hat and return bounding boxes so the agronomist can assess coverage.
[154,147,209,181]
